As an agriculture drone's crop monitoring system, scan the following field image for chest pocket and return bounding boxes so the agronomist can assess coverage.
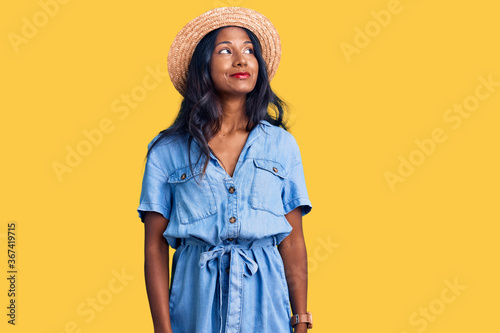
[167,165,217,224]
[251,159,288,216]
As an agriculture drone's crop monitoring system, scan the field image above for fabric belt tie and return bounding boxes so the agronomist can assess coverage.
[182,236,278,333]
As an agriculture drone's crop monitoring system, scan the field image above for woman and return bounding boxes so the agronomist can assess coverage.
[138,7,313,333]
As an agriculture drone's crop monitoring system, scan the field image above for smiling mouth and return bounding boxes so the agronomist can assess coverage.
[230,73,250,79]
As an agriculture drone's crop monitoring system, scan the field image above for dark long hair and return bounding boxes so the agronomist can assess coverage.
[145,26,291,179]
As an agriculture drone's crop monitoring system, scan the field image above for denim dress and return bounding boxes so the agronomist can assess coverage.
[138,119,312,333]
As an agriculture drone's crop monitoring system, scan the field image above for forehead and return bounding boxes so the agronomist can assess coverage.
[215,26,251,42]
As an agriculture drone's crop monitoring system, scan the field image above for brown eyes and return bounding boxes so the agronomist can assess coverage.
[218,48,253,54]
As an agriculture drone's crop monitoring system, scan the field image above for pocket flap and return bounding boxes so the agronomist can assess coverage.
[168,165,203,183]
[253,159,288,179]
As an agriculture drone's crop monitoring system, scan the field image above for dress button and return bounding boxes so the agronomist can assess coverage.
[228,186,235,194]
[225,267,230,273]
[272,167,278,172]
[229,217,236,223]
[228,238,234,241]
[181,173,186,180]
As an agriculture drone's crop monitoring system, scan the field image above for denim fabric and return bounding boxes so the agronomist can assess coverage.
[138,119,312,333]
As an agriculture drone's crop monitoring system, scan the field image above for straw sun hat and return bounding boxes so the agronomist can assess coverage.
[167,7,282,96]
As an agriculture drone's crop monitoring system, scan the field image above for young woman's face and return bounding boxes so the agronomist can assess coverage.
[210,27,259,99]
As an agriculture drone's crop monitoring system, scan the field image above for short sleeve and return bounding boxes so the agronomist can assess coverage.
[137,147,172,223]
[281,148,313,217]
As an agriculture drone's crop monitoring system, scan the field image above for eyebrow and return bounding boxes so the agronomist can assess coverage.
[216,41,253,46]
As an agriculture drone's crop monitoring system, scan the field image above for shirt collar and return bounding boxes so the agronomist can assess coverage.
[191,119,271,159]
[260,119,272,127]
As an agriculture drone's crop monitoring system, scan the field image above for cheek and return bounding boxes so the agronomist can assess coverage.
[210,64,228,81]
[250,57,259,68]
[211,73,230,88]
[214,73,228,83]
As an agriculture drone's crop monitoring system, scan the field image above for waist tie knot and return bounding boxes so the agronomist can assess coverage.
[181,236,278,333]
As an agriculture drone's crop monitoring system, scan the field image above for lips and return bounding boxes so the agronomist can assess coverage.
[230,72,250,78]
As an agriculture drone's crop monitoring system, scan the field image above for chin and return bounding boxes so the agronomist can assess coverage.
[219,87,256,96]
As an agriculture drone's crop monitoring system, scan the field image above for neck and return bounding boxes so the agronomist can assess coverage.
[218,95,248,132]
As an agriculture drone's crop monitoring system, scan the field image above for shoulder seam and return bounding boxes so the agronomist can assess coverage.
[150,148,169,181]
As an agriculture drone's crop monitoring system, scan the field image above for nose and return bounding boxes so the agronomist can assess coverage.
[233,50,247,67]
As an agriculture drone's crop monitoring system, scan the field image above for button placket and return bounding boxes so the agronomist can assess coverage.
[224,179,239,241]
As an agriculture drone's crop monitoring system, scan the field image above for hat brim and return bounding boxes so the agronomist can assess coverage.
[167,7,281,96]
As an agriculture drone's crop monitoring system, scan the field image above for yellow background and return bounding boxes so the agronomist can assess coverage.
[1,0,499,332]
